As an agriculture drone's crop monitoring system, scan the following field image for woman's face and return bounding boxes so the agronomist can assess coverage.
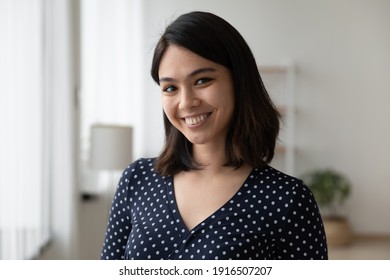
[158,45,235,147]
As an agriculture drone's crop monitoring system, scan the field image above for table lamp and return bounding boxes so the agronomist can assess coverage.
[86,124,133,200]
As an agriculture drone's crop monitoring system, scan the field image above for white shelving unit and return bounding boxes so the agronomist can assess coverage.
[259,63,296,175]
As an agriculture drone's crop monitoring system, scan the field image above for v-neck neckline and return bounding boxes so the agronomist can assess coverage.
[165,168,256,235]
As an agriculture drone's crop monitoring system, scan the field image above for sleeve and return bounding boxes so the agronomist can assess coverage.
[276,182,328,260]
[100,164,134,260]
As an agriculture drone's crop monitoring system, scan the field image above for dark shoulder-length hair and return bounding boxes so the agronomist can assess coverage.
[151,11,281,176]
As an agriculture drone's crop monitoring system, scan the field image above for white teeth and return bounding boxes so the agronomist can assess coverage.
[184,113,210,125]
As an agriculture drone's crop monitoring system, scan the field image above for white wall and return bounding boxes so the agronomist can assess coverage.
[140,0,390,235]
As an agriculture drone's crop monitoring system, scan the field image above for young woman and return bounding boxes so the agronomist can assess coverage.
[101,11,328,260]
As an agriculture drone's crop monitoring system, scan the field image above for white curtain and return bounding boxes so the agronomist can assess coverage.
[79,0,144,195]
[0,0,50,259]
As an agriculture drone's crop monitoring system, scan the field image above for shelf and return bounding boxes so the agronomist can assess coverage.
[259,63,296,175]
[275,144,286,153]
[259,65,288,74]
[276,105,287,115]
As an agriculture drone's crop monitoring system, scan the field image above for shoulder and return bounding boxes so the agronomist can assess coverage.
[250,165,315,203]
[119,157,160,184]
[123,157,156,173]
[115,157,168,198]
[251,165,305,188]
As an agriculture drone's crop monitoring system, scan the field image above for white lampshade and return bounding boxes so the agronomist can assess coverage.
[89,124,133,170]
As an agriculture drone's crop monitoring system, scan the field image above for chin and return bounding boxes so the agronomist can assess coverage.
[187,138,208,145]
[185,135,209,145]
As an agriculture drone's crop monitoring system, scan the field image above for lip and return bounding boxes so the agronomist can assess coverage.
[181,112,212,127]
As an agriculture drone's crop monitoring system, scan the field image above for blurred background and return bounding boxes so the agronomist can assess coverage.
[0,0,389,260]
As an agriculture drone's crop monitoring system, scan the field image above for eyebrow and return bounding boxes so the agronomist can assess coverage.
[159,67,216,83]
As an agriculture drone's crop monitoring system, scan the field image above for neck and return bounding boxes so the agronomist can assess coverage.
[188,143,252,180]
[192,143,229,174]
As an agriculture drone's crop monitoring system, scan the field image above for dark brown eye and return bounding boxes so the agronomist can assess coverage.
[195,78,212,85]
[162,85,177,93]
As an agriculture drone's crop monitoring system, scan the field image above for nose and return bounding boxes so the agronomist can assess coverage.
[179,87,200,111]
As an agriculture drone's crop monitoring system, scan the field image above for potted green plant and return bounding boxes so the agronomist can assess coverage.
[301,169,353,246]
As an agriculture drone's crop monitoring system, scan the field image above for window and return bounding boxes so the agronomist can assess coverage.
[0,0,50,259]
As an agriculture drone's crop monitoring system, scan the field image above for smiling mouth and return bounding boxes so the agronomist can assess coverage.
[183,113,212,126]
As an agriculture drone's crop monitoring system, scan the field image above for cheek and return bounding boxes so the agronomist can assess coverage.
[212,87,235,113]
[162,99,179,124]
[162,98,172,114]
[224,85,235,111]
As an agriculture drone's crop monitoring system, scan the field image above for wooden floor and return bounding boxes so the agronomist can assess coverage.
[328,237,390,260]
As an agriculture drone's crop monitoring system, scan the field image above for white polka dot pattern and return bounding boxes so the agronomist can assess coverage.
[100,158,328,260]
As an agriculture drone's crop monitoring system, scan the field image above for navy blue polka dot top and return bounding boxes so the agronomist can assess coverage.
[100,158,328,260]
